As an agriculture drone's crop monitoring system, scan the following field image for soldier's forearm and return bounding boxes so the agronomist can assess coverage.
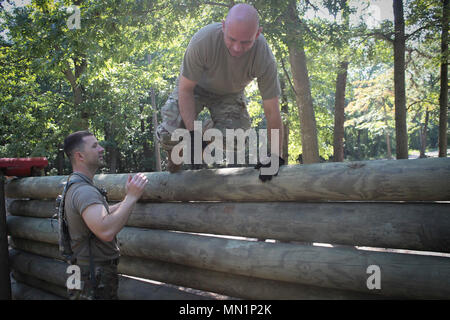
[97,196,137,242]
[263,97,284,158]
[178,90,196,131]
[108,202,121,214]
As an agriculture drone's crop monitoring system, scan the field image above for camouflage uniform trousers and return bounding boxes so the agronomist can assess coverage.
[156,84,252,166]
[67,259,119,300]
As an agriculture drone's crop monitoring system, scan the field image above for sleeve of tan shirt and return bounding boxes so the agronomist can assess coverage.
[181,36,205,83]
[71,184,106,217]
[255,41,281,100]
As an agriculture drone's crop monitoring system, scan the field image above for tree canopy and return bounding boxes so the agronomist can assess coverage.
[0,0,447,174]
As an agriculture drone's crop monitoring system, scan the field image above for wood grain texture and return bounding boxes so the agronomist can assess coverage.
[9,249,209,300]
[8,216,450,299]
[10,239,380,300]
[5,158,450,201]
[9,200,450,252]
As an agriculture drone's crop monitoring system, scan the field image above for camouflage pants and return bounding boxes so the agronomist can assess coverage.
[156,84,252,156]
[67,260,119,300]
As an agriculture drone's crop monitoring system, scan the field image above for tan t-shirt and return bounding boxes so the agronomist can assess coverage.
[181,23,280,100]
[65,173,119,263]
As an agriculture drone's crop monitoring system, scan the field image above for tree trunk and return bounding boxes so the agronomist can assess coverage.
[109,146,118,174]
[383,103,393,159]
[280,78,290,163]
[139,103,152,172]
[285,0,319,164]
[56,145,64,175]
[385,130,392,159]
[62,57,88,130]
[104,123,118,173]
[333,61,349,162]
[419,108,430,158]
[439,0,449,157]
[145,54,162,171]
[356,129,361,160]
[393,0,408,159]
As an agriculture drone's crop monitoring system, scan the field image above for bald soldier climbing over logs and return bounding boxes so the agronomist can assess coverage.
[156,3,285,181]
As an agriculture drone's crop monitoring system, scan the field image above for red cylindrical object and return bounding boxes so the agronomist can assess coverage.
[3,167,31,176]
[0,158,48,177]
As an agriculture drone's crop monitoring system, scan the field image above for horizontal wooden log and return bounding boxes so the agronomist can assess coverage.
[7,216,58,244]
[12,270,67,299]
[11,275,63,300]
[118,228,450,300]
[118,256,382,300]
[12,267,211,301]
[8,216,450,299]
[10,238,65,260]
[10,238,381,300]
[8,200,55,218]
[5,158,450,201]
[9,200,450,252]
[9,249,211,300]
[117,275,215,300]
[12,271,225,301]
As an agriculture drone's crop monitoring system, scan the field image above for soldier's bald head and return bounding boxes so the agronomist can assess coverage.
[224,3,259,33]
[222,4,262,57]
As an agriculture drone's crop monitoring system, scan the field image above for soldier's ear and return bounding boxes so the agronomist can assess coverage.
[73,150,84,162]
[255,27,262,39]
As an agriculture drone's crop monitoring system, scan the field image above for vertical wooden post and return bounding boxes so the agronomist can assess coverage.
[151,88,162,172]
[146,53,162,172]
[0,174,12,299]
[439,0,449,157]
[393,0,408,159]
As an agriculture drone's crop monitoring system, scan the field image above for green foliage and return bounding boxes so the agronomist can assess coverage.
[0,0,444,174]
